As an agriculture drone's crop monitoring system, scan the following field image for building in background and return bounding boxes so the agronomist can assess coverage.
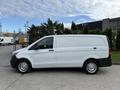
[77,17,120,32]
[3,32,14,37]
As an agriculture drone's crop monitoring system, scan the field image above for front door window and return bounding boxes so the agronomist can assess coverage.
[30,37,53,50]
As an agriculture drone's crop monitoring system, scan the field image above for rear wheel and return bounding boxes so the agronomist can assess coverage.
[17,60,31,73]
[83,60,99,74]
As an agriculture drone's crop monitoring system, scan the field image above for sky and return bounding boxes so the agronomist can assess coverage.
[0,0,120,32]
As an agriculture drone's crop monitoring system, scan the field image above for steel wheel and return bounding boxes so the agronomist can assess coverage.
[84,60,99,74]
[86,63,97,73]
[18,62,28,73]
[17,60,31,73]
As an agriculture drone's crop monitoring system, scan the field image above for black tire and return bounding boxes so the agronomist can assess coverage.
[16,60,32,74]
[83,60,99,74]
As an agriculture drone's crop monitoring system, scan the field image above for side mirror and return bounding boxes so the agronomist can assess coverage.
[34,46,40,50]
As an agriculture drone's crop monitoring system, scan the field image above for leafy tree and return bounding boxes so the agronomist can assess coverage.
[83,26,88,34]
[55,23,64,34]
[41,18,54,35]
[27,25,37,44]
[71,21,78,34]
[103,29,112,47]
[61,23,64,30]
[41,18,64,35]
[116,31,120,50]
[27,19,65,44]
[63,28,72,34]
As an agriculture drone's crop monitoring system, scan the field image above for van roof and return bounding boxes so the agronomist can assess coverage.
[46,34,106,38]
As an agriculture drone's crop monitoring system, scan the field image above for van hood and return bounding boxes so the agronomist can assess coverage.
[12,48,27,55]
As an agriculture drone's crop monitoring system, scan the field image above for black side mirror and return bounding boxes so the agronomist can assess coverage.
[34,46,40,50]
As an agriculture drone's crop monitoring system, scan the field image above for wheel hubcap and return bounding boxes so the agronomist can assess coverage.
[18,62,28,73]
[86,63,97,73]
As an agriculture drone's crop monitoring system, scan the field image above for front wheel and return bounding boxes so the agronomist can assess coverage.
[83,60,99,74]
[17,60,32,73]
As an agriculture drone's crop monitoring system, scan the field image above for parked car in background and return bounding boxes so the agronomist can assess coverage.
[0,37,14,45]
[10,35,112,74]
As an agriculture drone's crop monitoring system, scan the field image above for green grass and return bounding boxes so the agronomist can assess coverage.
[112,51,120,63]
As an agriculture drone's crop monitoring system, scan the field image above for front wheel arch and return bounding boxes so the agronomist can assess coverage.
[16,58,32,68]
[16,58,32,73]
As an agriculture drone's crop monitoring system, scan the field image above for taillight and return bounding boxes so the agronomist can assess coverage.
[109,48,112,56]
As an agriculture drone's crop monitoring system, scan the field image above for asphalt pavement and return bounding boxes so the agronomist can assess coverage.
[0,46,120,90]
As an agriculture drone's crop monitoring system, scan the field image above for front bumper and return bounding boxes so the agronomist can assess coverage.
[10,55,18,68]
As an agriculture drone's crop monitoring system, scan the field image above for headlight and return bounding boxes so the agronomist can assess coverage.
[12,52,18,56]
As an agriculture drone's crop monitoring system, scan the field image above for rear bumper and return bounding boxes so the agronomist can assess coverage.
[10,55,18,68]
[97,56,112,67]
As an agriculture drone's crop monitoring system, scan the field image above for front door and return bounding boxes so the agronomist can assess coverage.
[28,37,55,68]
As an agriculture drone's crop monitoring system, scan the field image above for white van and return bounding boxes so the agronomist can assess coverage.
[0,37,14,45]
[10,35,112,74]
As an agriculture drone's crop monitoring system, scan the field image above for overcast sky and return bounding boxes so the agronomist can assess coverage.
[0,0,120,32]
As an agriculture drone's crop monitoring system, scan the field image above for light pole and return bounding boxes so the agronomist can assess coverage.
[24,21,29,34]
[13,30,17,51]
[24,21,29,45]
[0,23,2,36]
[54,28,57,35]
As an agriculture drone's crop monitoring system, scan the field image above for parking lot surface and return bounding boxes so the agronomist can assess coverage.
[0,46,120,90]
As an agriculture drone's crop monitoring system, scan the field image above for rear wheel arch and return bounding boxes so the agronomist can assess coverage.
[83,58,100,67]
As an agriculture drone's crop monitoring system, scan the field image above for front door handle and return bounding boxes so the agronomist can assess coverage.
[49,49,54,52]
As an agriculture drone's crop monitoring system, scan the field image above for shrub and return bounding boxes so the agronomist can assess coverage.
[103,29,112,48]
[116,31,120,50]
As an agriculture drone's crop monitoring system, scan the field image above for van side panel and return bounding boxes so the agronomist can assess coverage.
[55,36,109,67]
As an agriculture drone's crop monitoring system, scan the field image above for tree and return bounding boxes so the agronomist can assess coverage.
[41,18,54,35]
[63,28,72,34]
[83,26,88,34]
[41,18,64,35]
[27,19,65,44]
[71,21,78,34]
[116,31,120,50]
[103,29,112,47]
[55,23,64,34]
[27,25,37,44]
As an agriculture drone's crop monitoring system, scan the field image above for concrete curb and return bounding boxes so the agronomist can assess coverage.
[112,63,120,65]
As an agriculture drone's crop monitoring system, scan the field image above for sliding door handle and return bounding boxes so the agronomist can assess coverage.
[49,49,54,52]
[93,47,97,49]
